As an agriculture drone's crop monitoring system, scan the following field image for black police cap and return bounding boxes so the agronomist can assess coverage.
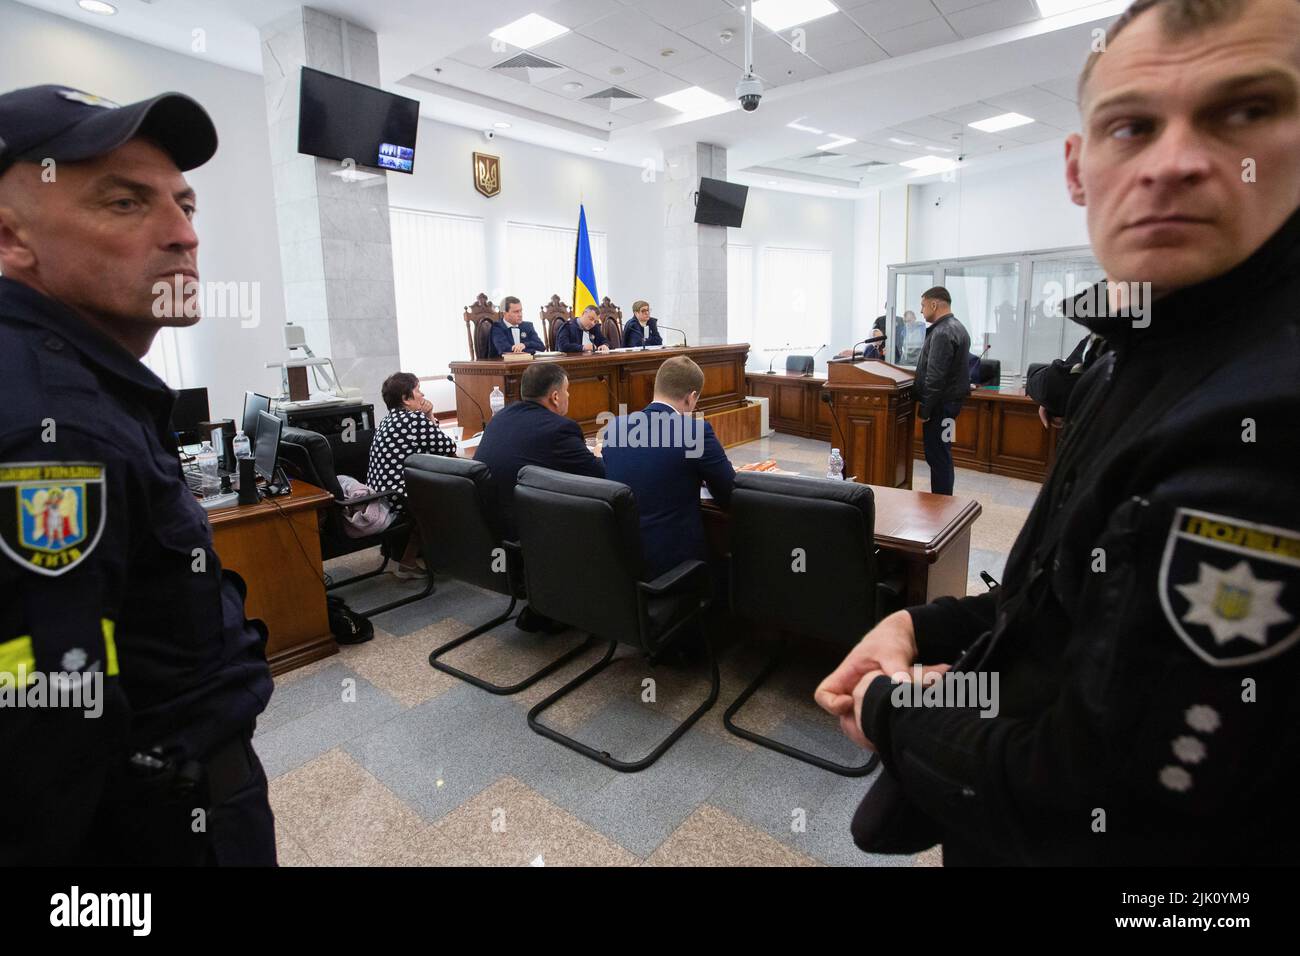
[0,84,218,178]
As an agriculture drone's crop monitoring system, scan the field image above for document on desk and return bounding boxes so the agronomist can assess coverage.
[457,433,483,455]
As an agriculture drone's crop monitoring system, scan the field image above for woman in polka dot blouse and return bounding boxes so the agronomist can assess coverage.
[367,371,457,576]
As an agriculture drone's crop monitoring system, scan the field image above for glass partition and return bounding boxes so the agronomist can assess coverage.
[891,269,934,365]
[887,245,1099,385]
[943,260,1022,373]
[1027,256,1105,370]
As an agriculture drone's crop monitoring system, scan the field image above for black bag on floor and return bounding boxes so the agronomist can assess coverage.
[327,595,374,645]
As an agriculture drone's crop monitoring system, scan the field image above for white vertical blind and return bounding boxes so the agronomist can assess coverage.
[141,327,185,387]
[727,243,754,348]
[504,221,608,319]
[390,208,487,377]
[757,246,832,357]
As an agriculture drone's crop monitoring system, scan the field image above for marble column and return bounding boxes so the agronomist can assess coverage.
[260,7,399,415]
[662,143,728,346]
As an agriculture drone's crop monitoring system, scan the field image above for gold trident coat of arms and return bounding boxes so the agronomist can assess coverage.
[473,152,500,198]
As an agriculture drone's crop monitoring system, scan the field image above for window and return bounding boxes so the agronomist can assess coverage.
[505,221,608,320]
[727,243,754,349]
[390,208,487,377]
[141,327,185,387]
[757,247,831,359]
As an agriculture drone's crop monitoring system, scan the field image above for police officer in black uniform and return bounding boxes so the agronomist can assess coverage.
[817,0,1300,865]
[0,85,275,864]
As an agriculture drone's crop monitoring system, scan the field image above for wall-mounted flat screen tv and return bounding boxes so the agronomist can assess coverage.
[694,177,748,227]
[297,66,420,173]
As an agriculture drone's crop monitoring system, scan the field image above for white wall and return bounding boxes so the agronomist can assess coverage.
[727,187,857,372]
[907,153,1089,262]
[386,117,665,409]
[0,0,287,424]
[387,117,664,321]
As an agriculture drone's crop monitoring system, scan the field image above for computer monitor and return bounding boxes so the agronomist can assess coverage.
[254,411,282,481]
[171,387,210,446]
[242,391,271,451]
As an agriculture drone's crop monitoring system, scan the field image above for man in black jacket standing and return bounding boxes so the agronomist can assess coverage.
[914,287,971,495]
[817,0,1300,865]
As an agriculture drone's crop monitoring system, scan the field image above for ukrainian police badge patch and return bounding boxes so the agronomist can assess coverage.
[0,463,106,576]
[1159,507,1300,668]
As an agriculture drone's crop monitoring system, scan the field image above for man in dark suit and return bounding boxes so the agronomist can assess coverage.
[601,356,736,580]
[489,295,545,357]
[622,299,662,348]
[555,305,610,353]
[474,362,603,541]
[474,362,604,632]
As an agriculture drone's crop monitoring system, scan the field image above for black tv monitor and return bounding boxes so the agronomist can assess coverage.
[171,387,210,446]
[297,67,420,173]
[254,411,283,482]
[242,392,271,451]
[694,177,748,227]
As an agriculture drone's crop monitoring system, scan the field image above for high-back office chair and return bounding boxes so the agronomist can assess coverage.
[278,426,434,615]
[514,465,718,772]
[786,354,815,375]
[598,297,623,349]
[540,294,571,351]
[463,292,500,361]
[403,455,597,694]
[726,471,904,776]
[977,358,1001,386]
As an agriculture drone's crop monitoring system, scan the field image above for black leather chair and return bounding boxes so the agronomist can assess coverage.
[514,465,718,772]
[977,357,1001,386]
[278,425,433,615]
[726,471,903,776]
[786,354,815,375]
[403,455,597,694]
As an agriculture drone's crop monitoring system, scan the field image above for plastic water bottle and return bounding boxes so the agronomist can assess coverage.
[488,386,505,418]
[827,447,844,480]
[197,441,220,483]
[232,429,252,460]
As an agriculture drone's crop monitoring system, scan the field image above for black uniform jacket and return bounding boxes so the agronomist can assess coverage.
[0,277,273,863]
[860,210,1300,864]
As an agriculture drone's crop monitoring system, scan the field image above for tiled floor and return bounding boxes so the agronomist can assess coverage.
[255,434,1037,866]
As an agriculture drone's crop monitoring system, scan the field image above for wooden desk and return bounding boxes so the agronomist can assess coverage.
[911,386,1059,482]
[450,344,757,445]
[750,372,1058,483]
[206,481,337,676]
[702,484,981,605]
[745,371,835,441]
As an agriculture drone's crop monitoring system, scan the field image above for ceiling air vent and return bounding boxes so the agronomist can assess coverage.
[582,87,644,111]
[492,53,566,85]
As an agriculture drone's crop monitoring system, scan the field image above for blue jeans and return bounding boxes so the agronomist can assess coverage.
[922,401,963,496]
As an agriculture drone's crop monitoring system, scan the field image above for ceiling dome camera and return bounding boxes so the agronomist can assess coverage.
[736,74,763,112]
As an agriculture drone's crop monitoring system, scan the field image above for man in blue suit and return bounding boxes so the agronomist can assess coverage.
[622,299,662,348]
[601,356,736,580]
[555,305,609,353]
[489,295,545,357]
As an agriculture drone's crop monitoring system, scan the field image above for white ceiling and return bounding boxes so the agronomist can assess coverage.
[12,0,1127,195]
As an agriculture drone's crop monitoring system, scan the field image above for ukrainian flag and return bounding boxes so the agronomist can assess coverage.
[573,204,599,316]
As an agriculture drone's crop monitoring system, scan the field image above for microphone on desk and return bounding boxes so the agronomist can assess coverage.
[446,374,488,429]
[805,344,826,375]
[851,333,887,360]
[767,342,792,374]
[657,324,688,348]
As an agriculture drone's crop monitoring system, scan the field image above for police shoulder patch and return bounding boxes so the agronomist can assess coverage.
[0,463,106,577]
[1159,508,1300,668]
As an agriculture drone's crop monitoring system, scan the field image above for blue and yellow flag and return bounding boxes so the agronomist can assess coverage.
[573,204,599,316]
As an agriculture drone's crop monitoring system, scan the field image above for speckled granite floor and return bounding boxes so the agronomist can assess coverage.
[255,434,1034,867]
